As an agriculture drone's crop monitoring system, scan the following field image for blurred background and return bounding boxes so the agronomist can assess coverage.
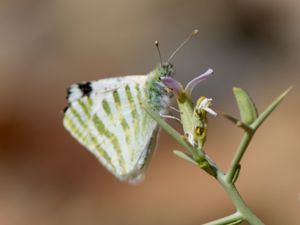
[0,0,299,224]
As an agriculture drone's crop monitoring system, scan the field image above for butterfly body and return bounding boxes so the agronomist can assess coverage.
[63,63,174,183]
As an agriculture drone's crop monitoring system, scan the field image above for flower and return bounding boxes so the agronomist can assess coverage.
[161,68,216,118]
[161,68,217,150]
[196,97,217,116]
[185,69,213,97]
[161,77,184,95]
[162,68,213,97]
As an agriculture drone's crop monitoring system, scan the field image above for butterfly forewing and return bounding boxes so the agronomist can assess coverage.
[63,75,160,182]
[67,75,146,103]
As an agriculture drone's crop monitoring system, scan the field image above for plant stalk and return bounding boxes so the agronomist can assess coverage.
[226,132,253,183]
[217,171,264,225]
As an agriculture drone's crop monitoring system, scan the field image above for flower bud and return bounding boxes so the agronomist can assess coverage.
[233,87,258,125]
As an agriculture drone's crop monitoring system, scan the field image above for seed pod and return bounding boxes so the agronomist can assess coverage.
[233,87,258,125]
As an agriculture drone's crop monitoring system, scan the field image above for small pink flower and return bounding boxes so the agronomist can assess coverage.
[161,77,184,95]
[185,69,213,97]
[162,69,213,96]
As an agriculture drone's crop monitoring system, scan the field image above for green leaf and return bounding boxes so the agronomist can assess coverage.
[233,87,258,125]
[221,112,253,132]
[173,150,198,165]
[231,164,241,184]
[251,86,292,130]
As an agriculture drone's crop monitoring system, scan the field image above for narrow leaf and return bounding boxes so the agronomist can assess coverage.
[231,164,241,184]
[222,112,253,132]
[173,150,198,165]
[252,86,292,130]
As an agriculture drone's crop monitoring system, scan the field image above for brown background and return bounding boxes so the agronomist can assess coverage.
[0,0,299,224]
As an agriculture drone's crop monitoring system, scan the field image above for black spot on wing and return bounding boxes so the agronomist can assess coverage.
[66,87,72,100]
[63,105,69,113]
[66,81,92,102]
[65,81,92,106]
[78,82,92,97]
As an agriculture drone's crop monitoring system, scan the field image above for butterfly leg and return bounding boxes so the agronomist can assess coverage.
[169,106,182,113]
[159,113,182,124]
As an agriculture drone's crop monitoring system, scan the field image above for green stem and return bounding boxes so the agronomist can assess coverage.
[144,105,216,176]
[226,87,291,183]
[202,211,243,225]
[226,132,253,183]
[217,172,264,225]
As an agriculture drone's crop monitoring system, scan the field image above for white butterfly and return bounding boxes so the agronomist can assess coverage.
[63,30,198,183]
[63,64,174,183]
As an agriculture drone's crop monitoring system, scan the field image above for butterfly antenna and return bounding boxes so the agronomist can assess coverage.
[167,29,199,62]
[155,40,163,66]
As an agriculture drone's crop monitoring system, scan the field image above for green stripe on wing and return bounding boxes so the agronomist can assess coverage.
[92,114,126,174]
[64,101,116,173]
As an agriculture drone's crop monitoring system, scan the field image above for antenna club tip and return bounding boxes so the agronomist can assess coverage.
[155,40,159,45]
[207,68,214,74]
[192,29,199,36]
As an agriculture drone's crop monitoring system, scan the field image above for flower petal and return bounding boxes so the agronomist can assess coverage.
[196,97,217,116]
[161,77,184,95]
[185,69,213,96]
[203,107,217,116]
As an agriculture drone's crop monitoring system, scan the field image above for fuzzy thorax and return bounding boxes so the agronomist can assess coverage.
[145,63,174,113]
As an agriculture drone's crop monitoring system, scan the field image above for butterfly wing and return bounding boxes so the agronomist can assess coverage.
[66,75,148,103]
[63,75,160,182]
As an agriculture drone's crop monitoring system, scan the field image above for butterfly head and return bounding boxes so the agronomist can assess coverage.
[154,29,199,81]
[158,62,174,79]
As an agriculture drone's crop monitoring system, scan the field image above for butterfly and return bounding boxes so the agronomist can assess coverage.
[63,30,198,183]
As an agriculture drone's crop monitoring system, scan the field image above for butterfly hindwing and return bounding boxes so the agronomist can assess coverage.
[63,75,160,182]
[64,94,117,173]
